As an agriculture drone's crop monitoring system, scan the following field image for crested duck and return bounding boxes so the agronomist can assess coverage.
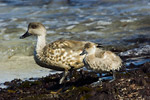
[20,22,98,84]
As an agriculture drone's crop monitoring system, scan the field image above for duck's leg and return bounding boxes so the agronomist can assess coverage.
[67,67,75,81]
[91,73,102,87]
[59,70,69,84]
[109,70,116,83]
[97,73,102,85]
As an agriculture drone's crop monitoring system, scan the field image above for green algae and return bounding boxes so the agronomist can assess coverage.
[7,90,16,93]
[20,94,59,100]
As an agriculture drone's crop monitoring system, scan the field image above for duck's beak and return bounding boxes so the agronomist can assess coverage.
[80,50,87,55]
[20,31,32,39]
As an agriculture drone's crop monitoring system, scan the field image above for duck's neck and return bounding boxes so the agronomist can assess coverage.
[35,35,46,54]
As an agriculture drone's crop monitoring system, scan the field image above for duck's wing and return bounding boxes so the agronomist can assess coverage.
[42,39,87,60]
[47,40,85,51]
[97,51,122,70]
[95,48,105,58]
[41,40,97,69]
[47,40,98,52]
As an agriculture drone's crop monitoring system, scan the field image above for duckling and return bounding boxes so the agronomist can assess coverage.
[20,22,98,84]
[80,43,122,85]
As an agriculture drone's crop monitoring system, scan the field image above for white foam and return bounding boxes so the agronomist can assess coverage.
[66,25,75,30]
[83,31,103,35]
[97,21,112,25]
[85,22,95,26]
[67,21,79,25]
[0,3,7,6]
[120,45,150,57]
[120,18,137,23]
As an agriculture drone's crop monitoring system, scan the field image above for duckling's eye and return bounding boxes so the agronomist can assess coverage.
[31,25,38,29]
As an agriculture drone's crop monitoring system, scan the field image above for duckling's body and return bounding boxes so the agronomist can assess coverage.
[84,48,122,72]
[81,43,122,84]
[20,22,97,84]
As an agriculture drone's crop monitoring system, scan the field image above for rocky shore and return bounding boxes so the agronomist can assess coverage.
[0,62,150,100]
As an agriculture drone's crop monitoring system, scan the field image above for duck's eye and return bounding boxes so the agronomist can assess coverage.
[31,25,38,29]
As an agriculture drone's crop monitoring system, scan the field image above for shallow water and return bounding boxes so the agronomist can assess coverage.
[0,0,150,85]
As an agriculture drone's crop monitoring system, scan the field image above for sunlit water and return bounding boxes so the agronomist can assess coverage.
[0,0,150,87]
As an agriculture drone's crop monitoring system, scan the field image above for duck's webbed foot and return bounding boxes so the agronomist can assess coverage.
[90,73,102,87]
[91,77,102,87]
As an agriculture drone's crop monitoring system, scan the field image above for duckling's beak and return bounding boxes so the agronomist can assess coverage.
[80,50,87,55]
[20,31,32,39]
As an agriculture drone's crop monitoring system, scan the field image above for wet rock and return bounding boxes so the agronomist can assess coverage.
[141,62,150,73]
[120,45,150,57]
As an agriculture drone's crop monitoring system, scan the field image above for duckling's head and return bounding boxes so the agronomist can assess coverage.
[20,22,46,39]
[80,43,96,55]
